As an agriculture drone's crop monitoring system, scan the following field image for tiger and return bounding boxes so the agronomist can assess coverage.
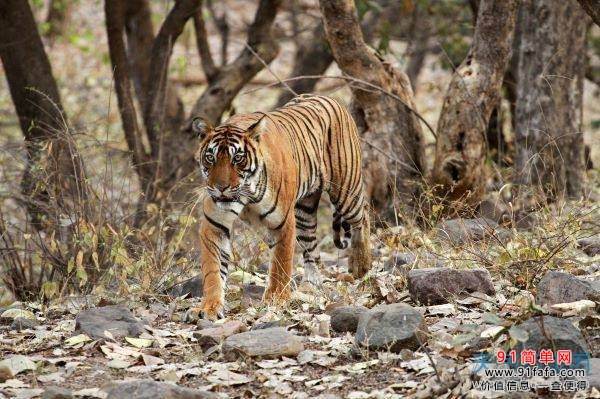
[190,94,372,320]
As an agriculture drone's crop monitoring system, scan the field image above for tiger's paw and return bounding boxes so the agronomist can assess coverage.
[197,297,225,321]
[263,286,291,306]
[349,250,371,279]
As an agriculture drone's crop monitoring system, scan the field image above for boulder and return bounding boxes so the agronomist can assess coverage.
[355,303,428,352]
[75,305,145,340]
[536,271,600,306]
[222,327,304,359]
[512,316,590,367]
[407,267,495,305]
[329,306,368,333]
[106,380,217,399]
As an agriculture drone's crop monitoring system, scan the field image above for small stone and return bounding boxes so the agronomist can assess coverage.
[512,316,590,366]
[42,386,73,399]
[329,306,368,333]
[196,319,215,330]
[407,267,495,305]
[11,317,39,331]
[355,303,428,353]
[536,271,600,306]
[241,283,265,308]
[578,236,600,257]
[436,218,509,245]
[222,327,304,359]
[166,276,203,298]
[75,305,145,340]
[106,380,218,399]
[193,320,245,348]
[478,194,508,224]
[251,319,288,330]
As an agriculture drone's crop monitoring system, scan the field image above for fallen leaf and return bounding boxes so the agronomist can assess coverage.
[207,369,252,386]
[64,334,91,347]
[107,359,131,369]
[0,355,37,376]
[125,337,153,348]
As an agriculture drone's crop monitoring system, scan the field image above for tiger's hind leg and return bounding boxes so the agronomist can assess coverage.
[348,209,372,278]
[295,192,323,286]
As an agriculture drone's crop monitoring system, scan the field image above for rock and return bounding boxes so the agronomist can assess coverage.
[196,320,215,330]
[578,236,600,257]
[166,276,203,298]
[75,306,145,340]
[407,267,495,305]
[355,303,428,353]
[589,358,600,389]
[193,320,246,348]
[255,263,269,274]
[478,194,508,224]
[329,306,368,333]
[222,327,304,359]
[241,283,265,308]
[536,271,600,306]
[106,380,218,399]
[436,218,509,245]
[513,316,590,367]
[42,386,73,399]
[11,317,39,331]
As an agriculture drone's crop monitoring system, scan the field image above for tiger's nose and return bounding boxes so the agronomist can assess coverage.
[214,183,229,193]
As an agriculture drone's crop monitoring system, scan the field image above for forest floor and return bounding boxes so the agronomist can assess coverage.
[0,199,599,399]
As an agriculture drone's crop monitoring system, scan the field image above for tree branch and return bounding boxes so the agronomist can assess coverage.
[577,0,600,27]
[189,0,282,124]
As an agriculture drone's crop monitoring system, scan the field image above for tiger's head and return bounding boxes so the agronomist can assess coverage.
[191,115,268,205]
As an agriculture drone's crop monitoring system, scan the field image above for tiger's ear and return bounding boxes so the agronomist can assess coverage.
[247,115,268,142]
[189,117,213,139]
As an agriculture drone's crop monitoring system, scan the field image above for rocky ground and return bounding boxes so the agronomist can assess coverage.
[0,209,599,399]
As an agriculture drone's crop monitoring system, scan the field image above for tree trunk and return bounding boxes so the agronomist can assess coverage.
[276,22,334,107]
[515,0,588,200]
[431,0,517,207]
[405,2,431,91]
[0,0,87,228]
[319,0,424,223]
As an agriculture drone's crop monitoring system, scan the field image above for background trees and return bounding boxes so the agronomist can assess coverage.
[0,0,598,298]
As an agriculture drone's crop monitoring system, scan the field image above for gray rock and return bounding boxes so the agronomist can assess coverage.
[42,386,73,399]
[356,303,428,352]
[75,305,145,340]
[407,267,495,305]
[513,316,590,367]
[589,358,600,389]
[478,194,508,224]
[329,306,368,333]
[167,276,203,298]
[578,236,600,257]
[436,218,509,245]
[255,263,269,274]
[11,317,39,331]
[250,319,288,330]
[223,327,304,359]
[536,271,600,306]
[106,380,217,399]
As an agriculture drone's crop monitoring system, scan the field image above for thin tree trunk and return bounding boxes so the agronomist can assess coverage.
[319,0,424,223]
[515,0,588,200]
[0,0,87,228]
[431,0,517,206]
[45,0,72,38]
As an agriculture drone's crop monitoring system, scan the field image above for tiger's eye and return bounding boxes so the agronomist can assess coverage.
[205,153,215,163]
[233,153,244,163]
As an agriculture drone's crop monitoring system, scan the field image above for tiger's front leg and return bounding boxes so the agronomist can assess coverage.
[264,213,296,305]
[196,200,235,320]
